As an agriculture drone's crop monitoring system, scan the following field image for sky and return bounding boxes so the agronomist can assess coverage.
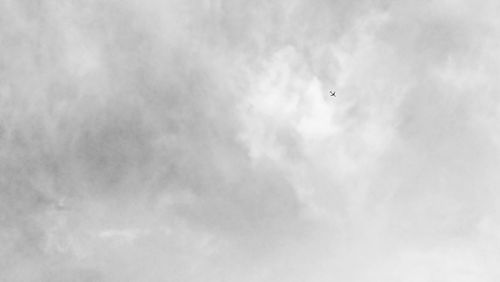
[1,0,500,281]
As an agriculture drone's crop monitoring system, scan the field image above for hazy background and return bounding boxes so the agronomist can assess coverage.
[2,0,500,281]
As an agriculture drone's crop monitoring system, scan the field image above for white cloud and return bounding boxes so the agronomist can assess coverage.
[3,0,500,281]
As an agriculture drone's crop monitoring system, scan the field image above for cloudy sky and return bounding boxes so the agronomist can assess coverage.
[2,0,500,281]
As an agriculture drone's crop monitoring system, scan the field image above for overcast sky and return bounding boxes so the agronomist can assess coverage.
[2,0,500,281]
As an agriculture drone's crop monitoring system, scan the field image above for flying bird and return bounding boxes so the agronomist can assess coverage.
[330,90,336,97]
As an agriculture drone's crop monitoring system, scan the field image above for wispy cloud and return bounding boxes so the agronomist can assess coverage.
[1,0,500,281]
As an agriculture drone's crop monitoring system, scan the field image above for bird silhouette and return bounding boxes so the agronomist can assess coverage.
[330,90,336,97]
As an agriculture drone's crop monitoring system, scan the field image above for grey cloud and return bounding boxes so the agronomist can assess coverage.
[2,0,500,281]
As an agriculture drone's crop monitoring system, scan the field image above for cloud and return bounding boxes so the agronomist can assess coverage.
[2,0,500,281]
